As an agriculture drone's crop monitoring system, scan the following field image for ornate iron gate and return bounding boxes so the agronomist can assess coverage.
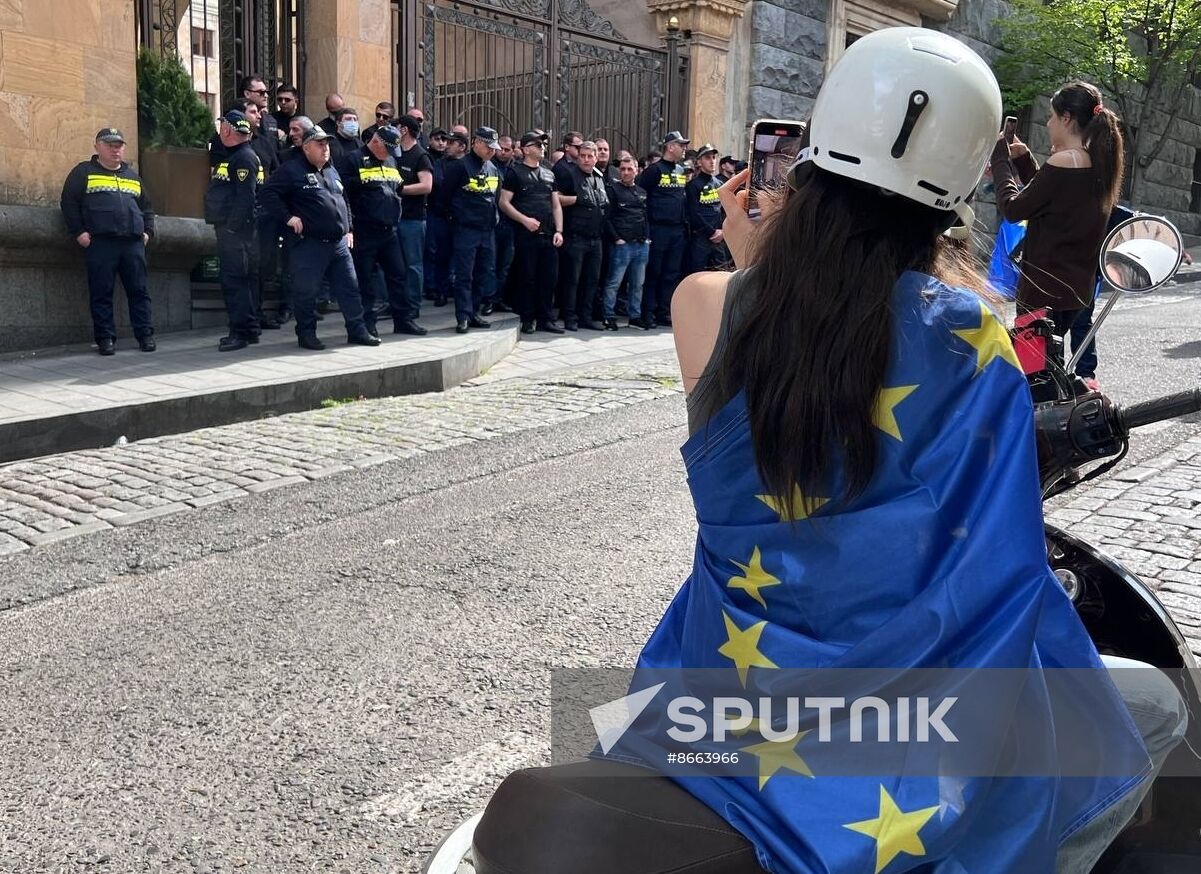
[137,0,305,110]
[399,0,672,155]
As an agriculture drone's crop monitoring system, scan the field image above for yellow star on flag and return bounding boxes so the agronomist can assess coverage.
[728,547,782,609]
[844,785,940,874]
[725,715,765,738]
[742,730,814,789]
[718,610,778,687]
[756,486,829,522]
[952,301,1021,376]
[873,385,918,441]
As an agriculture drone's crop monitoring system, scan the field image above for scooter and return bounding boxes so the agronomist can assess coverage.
[422,214,1201,874]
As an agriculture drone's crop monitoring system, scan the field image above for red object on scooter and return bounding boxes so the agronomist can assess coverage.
[1013,307,1050,375]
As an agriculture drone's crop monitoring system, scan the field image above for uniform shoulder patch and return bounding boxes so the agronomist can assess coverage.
[236,168,250,182]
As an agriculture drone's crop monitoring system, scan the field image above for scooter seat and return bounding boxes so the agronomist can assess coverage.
[472,759,766,873]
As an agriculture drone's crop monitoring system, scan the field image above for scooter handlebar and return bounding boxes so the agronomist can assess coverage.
[1119,389,1201,432]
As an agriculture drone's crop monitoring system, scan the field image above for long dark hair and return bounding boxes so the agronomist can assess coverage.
[1051,81,1125,210]
[713,169,986,520]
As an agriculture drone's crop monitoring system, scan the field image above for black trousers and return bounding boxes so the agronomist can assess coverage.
[560,235,603,324]
[352,228,412,330]
[474,760,764,874]
[84,236,154,342]
[216,226,261,337]
[512,230,559,324]
[644,223,686,321]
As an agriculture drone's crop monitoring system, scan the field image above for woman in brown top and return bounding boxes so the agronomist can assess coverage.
[991,81,1125,366]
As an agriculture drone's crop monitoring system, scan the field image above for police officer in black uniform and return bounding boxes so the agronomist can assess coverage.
[424,128,457,306]
[637,130,689,327]
[559,141,609,331]
[60,127,156,355]
[204,110,263,351]
[486,134,517,315]
[684,143,725,275]
[443,126,501,333]
[258,127,380,350]
[499,131,565,335]
[337,126,426,337]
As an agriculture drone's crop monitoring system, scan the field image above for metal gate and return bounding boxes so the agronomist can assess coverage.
[137,0,305,112]
[396,0,674,156]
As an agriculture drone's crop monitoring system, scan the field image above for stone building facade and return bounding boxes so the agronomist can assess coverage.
[740,0,1201,239]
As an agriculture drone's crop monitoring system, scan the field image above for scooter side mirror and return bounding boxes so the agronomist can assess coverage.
[1068,215,1184,375]
[1099,215,1184,295]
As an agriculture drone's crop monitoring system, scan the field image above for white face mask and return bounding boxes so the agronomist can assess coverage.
[339,120,359,137]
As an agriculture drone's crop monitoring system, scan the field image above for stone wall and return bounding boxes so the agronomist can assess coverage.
[745,0,827,131]
[936,0,1201,238]
[741,0,1201,239]
[0,206,211,352]
[0,0,138,208]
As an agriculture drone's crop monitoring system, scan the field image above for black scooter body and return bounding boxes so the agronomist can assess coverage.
[1048,524,1201,872]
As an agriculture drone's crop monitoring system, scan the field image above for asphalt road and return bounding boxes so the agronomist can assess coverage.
[1,286,1200,873]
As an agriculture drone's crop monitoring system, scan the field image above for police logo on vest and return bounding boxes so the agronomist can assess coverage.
[237,168,250,182]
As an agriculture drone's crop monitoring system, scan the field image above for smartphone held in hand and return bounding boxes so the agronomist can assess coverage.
[1003,115,1018,144]
[747,118,806,220]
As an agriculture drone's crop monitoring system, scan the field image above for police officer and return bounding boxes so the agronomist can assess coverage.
[258,127,380,350]
[486,134,517,315]
[499,131,565,335]
[60,127,156,355]
[424,128,457,307]
[637,130,689,327]
[559,141,608,331]
[684,144,725,275]
[443,126,501,333]
[337,125,426,337]
[204,110,263,351]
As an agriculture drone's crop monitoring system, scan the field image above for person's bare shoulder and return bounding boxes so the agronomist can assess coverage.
[672,271,732,394]
[1046,148,1091,168]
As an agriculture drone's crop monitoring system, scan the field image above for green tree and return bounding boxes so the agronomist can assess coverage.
[136,48,216,149]
[996,0,1201,203]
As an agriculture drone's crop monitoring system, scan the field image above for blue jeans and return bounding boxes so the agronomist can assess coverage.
[603,241,649,320]
[398,219,426,319]
[450,225,495,321]
[1055,655,1188,872]
[1070,298,1098,378]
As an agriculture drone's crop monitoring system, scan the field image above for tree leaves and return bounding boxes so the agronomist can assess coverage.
[136,49,216,150]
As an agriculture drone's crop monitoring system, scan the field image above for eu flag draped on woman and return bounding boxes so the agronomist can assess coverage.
[612,272,1150,873]
[598,26,1153,874]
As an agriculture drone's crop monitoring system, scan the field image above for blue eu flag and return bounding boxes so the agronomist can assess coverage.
[603,272,1149,873]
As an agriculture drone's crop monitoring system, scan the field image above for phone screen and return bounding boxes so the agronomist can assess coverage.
[749,122,805,219]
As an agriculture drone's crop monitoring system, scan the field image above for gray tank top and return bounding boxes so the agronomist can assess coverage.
[685,269,755,436]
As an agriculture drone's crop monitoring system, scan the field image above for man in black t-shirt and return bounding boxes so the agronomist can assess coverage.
[559,141,609,331]
[394,114,434,328]
[499,131,565,335]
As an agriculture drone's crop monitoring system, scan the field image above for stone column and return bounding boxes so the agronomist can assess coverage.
[647,0,749,151]
[303,0,393,117]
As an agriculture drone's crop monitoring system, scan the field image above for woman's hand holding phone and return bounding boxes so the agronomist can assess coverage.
[718,168,784,270]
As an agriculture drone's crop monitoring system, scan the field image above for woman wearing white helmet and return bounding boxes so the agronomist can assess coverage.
[470,28,1183,874]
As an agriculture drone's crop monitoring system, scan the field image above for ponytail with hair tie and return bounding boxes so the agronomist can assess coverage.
[1093,103,1104,116]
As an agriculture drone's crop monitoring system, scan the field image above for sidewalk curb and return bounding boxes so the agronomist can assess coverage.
[0,327,518,465]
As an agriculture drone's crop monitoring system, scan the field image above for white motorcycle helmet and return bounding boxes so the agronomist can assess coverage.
[1104,238,1182,290]
[788,27,1002,237]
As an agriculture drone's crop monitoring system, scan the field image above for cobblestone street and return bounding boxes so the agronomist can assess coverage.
[0,351,683,563]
